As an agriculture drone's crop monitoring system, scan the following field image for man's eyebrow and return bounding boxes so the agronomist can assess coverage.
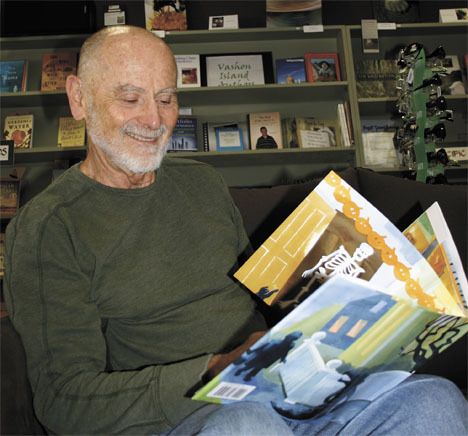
[156,87,177,96]
[113,85,177,96]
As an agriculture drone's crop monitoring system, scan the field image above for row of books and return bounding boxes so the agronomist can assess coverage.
[174,106,353,153]
[3,115,85,149]
[0,52,77,93]
[2,105,353,153]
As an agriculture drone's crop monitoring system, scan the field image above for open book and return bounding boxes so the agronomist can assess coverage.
[192,171,468,416]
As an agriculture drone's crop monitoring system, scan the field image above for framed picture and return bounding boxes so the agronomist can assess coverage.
[201,52,274,87]
[0,178,20,219]
[0,140,15,166]
[304,52,341,82]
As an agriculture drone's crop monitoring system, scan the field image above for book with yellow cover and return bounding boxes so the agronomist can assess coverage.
[57,117,86,148]
[3,114,33,149]
[192,171,467,415]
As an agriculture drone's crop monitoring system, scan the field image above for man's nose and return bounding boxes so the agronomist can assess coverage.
[138,99,161,129]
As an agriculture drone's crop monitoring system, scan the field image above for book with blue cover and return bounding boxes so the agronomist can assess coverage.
[193,171,468,415]
[275,58,306,84]
[169,117,197,152]
[0,60,27,93]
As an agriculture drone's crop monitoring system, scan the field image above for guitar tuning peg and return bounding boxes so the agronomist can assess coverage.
[424,122,446,140]
[413,73,442,91]
[426,95,447,111]
[427,46,446,60]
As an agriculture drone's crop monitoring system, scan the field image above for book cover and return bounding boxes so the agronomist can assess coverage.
[295,117,340,148]
[194,275,467,413]
[304,53,341,82]
[281,117,300,149]
[0,60,27,93]
[0,179,20,219]
[40,52,77,92]
[57,117,86,148]
[144,0,187,32]
[361,119,399,167]
[337,103,351,147]
[202,121,249,152]
[3,114,33,149]
[355,59,399,98]
[275,58,306,84]
[215,124,245,152]
[175,54,201,88]
[169,116,197,152]
[193,172,468,412]
[248,112,283,150]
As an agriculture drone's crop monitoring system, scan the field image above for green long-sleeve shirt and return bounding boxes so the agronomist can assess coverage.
[4,157,266,434]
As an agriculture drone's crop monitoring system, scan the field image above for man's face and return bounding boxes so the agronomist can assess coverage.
[83,36,179,174]
[260,128,267,137]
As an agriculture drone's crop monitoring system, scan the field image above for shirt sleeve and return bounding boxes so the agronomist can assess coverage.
[3,212,211,435]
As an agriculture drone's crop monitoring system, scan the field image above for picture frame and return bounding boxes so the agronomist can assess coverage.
[201,52,274,87]
[304,52,341,83]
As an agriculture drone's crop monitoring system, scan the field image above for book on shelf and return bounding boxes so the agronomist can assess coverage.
[337,103,351,147]
[361,119,399,167]
[169,116,197,152]
[275,58,306,84]
[304,52,341,82]
[214,124,245,152]
[202,52,274,87]
[40,52,77,92]
[175,54,201,88]
[202,121,248,152]
[295,117,340,148]
[355,59,399,98]
[437,146,468,163]
[439,8,468,23]
[281,117,300,149]
[57,117,86,148]
[0,178,21,219]
[193,171,467,414]
[144,0,187,31]
[0,60,27,93]
[3,114,33,149]
[0,140,15,166]
[248,111,283,150]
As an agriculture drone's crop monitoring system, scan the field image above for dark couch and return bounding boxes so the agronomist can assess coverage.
[1,167,467,434]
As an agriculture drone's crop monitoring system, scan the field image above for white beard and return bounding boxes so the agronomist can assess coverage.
[86,109,169,174]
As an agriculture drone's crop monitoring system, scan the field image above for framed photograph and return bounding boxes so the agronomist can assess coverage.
[304,52,341,82]
[0,178,20,219]
[0,140,15,166]
[201,52,274,87]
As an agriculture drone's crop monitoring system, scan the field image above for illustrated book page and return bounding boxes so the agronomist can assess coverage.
[193,275,467,414]
[234,171,463,317]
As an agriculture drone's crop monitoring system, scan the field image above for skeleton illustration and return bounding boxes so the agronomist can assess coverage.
[302,242,375,283]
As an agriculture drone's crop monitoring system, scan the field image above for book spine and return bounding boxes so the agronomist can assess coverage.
[343,101,354,146]
[338,103,351,147]
[202,122,209,152]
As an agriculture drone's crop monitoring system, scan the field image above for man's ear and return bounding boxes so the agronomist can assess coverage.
[65,75,86,120]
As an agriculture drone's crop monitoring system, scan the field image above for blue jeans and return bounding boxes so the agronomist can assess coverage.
[168,375,468,435]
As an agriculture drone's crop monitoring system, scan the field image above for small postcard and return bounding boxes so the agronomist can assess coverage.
[209,14,239,30]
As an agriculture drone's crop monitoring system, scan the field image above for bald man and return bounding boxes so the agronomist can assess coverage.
[4,26,467,435]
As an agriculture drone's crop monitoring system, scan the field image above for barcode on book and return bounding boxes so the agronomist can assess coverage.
[207,382,256,401]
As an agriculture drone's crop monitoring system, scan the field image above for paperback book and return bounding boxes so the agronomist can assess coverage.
[3,114,33,149]
[169,117,197,152]
[40,52,77,91]
[0,179,20,219]
[202,121,248,152]
[57,117,86,148]
[295,117,340,148]
[361,119,399,167]
[275,58,306,84]
[248,111,283,150]
[175,55,201,88]
[144,0,187,32]
[355,59,399,98]
[193,171,467,415]
[214,124,245,152]
[0,60,27,93]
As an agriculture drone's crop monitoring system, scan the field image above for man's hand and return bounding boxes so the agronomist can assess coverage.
[206,331,266,379]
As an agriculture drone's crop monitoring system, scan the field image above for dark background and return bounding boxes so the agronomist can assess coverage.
[1,0,468,37]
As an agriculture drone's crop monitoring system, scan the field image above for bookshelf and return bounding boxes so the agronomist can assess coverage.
[1,23,467,192]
